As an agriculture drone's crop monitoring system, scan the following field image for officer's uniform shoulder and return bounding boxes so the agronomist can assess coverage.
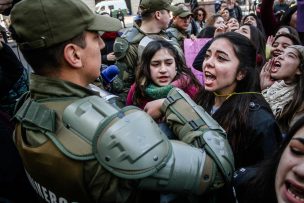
[121,26,145,44]
[114,26,145,60]
[14,96,95,160]
[166,27,183,40]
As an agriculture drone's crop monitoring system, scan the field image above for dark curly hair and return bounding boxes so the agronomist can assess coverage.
[192,6,207,22]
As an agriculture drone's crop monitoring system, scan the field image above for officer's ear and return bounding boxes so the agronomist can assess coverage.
[63,43,82,69]
[154,10,162,20]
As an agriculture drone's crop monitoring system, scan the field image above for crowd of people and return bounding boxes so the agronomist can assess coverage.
[1,0,304,202]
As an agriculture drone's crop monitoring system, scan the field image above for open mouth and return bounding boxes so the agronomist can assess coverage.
[158,76,169,83]
[286,181,304,202]
[271,60,281,72]
[204,71,216,84]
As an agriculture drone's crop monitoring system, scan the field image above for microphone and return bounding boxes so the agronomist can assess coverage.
[101,65,120,84]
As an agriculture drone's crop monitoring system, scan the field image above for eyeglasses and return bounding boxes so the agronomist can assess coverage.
[198,14,204,16]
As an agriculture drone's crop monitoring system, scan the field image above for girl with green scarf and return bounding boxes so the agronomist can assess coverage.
[126,39,202,113]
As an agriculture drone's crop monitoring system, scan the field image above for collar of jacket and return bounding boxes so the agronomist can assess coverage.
[29,73,100,101]
[135,23,167,36]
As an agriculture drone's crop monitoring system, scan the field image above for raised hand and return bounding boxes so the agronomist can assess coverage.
[260,58,275,90]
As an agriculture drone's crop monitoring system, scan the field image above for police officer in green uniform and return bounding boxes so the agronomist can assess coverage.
[11,0,234,202]
[113,0,178,101]
[167,4,193,50]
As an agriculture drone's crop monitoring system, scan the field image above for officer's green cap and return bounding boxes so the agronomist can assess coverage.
[10,0,122,50]
[173,4,192,17]
[140,0,178,12]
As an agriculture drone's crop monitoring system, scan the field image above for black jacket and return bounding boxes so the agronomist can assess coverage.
[211,96,282,169]
[233,100,282,168]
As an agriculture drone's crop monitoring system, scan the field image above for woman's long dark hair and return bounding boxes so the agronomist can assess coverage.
[196,32,270,167]
[133,39,202,105]
[238,116,304,203]
[244,24,266,71]
[277,46,304,132]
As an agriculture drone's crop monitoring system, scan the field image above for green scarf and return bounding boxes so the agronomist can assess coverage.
[144,84,174,99]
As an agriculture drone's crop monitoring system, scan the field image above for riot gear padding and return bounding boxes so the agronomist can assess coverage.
[63,96,173,179]
[62,96,218,194]
[62,95,232,194]
[121,27,143,43]
[93,109,173,179]
[138,140,211,194]
[113,27,145,60]
[161,88,235,184]
[166,27,183,41]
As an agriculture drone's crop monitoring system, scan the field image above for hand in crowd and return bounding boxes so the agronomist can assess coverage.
[0,0,12,13]
[260,58,275,90]
[106,52,117,61]
[266,35,274,46]
[190,34,197,41]
[265,36,275,57]
[144,98,165,120]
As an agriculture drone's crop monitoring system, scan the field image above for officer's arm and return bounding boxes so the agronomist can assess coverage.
[62,93,234,195]
[139,88,234,193]
[161,88,234,179]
